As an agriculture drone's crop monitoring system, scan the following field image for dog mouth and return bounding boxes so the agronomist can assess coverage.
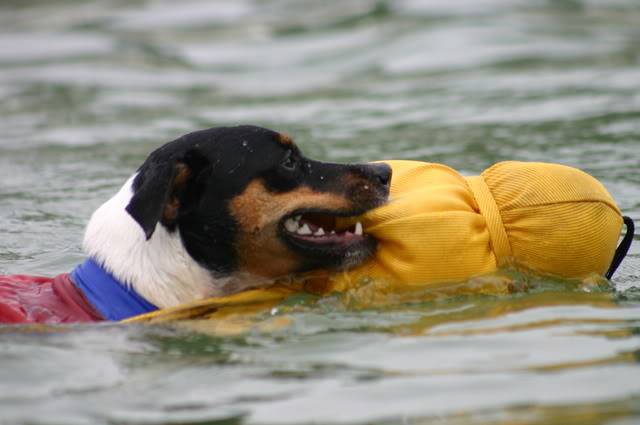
[278,209,376,269]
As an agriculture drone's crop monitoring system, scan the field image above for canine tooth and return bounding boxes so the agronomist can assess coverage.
[354,221,363,236]
[297,223,312,235]
[330,230,336,234]
[314,227,325,236]
[285,218,299,232]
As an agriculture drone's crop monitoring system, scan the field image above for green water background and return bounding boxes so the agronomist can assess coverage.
[1,0,640,424]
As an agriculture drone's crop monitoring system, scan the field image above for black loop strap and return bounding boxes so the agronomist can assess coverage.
[606,216,635,279]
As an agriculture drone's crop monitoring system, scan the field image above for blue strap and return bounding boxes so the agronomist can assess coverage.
[71,259,158,321]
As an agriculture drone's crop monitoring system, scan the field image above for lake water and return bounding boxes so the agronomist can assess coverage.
[1,1,639,424]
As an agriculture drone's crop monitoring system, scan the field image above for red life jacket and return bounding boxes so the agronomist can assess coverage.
[0,273,103,324]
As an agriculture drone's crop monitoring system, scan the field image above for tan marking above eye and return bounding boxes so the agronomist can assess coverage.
[229,178,353,278]
[277,132,294,146]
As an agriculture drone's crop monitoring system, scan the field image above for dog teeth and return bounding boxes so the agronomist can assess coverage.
[284,218,299,232]
[314,227,325,236]
[330,230,336,234]
[297,223,312,235]
[354,221,363,236]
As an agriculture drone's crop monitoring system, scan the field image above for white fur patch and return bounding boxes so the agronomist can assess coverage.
[82,175,233,308]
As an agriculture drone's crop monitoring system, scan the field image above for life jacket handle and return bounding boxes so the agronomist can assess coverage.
[606,216,635,279]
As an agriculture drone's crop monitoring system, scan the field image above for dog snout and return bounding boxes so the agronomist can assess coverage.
[342,162,392,210]
[353,163,392,191]
[369,163,392,188]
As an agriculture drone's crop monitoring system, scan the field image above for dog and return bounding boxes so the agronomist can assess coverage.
[0,125,391,324]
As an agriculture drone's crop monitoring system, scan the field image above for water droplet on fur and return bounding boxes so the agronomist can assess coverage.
[242,140,248,147]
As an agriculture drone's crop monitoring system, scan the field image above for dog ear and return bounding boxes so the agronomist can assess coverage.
[126,150,209,240]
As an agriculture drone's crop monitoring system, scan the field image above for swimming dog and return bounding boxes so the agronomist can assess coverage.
[0,125,391,323]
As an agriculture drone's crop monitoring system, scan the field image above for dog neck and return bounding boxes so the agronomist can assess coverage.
[82,175,231,309]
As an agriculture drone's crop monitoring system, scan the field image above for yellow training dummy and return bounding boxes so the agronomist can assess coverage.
[126,160,625,323]
[330,160,623,291]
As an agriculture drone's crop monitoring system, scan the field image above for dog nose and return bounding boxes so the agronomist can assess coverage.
[369,163,392,187]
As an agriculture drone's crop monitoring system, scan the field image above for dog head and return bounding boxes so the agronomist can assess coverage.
[84,125,390,307]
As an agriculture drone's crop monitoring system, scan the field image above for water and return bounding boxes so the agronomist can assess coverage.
[1,0,640,424]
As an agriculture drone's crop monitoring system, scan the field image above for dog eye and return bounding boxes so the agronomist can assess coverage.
[280,150,298,172]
